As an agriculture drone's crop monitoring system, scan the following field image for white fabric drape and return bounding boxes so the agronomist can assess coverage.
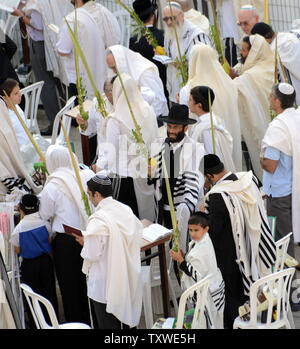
[180,43,242,171]
[233,34,274,181]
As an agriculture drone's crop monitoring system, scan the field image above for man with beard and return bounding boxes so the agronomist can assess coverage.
[148,103,204,255]
[162,1,211,105]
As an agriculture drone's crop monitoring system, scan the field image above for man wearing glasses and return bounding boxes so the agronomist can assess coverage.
[237,4,260,35]
[162,2,211,106]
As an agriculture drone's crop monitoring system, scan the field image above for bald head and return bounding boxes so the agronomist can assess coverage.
[238,6,259,35]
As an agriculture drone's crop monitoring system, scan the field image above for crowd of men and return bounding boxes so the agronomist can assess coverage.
[1,0,300,330]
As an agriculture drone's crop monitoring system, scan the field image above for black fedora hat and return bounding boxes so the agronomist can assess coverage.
[133,0,157,21]
[157,103,197,125]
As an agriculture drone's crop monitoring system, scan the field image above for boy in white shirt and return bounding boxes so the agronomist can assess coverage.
[170,211,225,328]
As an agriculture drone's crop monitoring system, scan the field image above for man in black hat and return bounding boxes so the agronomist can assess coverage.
[149,103,204,258]
[203,154,276,328]
[130,0,168,104]
[251,22,300,107]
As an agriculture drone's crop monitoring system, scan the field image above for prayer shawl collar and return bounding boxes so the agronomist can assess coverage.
[181,235,225,329]
[185,43,242,171]
[261,107,300,242]
[184,9,210,35]
[152,135,204,214]
[233,35,274,181]
[0,100,41,201]
[271,32,300,106]
[82,197,143,327]
[24,0,70,85]
[65,1,120,97]
[189,112,236,173]
[205,171,276,295]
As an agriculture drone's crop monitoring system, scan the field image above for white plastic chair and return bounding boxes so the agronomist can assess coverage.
[274,232,293,272]
[233,268,295,329]
[140,265,154,329]
[175,274,211,329]
[20,81,44,134]
[20,283,91,329]
[44,96,76,145]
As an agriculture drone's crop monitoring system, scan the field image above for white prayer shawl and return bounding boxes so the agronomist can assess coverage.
[261,107,300,242]
[0,99,41,201]
[180,43,242,171]
[108,45,168,116]
[184,8,210,35]
[105,73,159,221]
[24,0,70,85]
[44,145,89,229]
[233,34,274,181]
[181,234,225,329]
[82,197,143,327]
[271,32,300,106]
[205,171,276,295]
[65,2,120,98]
[189,112,236,173]
[165,19,211,102]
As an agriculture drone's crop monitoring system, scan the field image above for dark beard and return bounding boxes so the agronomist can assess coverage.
[240,55,246,64]
[167,129,185,143]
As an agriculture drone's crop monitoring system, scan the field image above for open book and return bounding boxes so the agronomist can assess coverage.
[0,0,20,13]
[153,54,174,65]
[65,99,93,118]
[142,223,172,243]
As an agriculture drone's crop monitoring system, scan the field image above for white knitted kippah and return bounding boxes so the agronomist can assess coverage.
[91,175,112,186]
[278,82,295,95]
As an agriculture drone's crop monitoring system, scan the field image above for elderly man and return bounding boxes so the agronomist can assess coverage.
[230,34,274,182]
[106,45,168,119]
[251,22,300,106]
[237,4,260,35]
[162,1,211,104]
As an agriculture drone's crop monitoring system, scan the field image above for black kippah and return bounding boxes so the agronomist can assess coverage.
[204,154,224,174]
[20,194,39,211]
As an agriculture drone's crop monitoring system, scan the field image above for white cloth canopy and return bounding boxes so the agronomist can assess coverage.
[180,43,242,171]
[233,34,274,181]
[261,107,300,242]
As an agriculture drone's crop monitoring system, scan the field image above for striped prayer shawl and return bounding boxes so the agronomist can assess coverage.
[150,136,204,219]
[1,177,32,195]
[205,173,276,296]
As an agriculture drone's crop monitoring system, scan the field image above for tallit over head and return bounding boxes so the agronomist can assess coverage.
[109,73,159,148]
[185,43,242,171]
[108,45,159,83]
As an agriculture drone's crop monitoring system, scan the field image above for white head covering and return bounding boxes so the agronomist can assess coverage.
[109,73,158,148]
[108,45,159,83]
[45,145,88,228]
[185,43,242,171]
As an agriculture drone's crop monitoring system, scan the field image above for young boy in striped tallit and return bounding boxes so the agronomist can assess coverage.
[170,212,225,329]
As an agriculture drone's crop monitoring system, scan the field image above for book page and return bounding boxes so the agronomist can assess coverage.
[153,55,174,65]
[0,0,20,13]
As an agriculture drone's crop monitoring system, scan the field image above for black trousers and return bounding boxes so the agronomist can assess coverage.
[52,233,90,324]
[90,299,132,329]
[21,253,58,328]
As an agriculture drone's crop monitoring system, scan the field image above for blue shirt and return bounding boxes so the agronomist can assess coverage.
[262,147,292,197]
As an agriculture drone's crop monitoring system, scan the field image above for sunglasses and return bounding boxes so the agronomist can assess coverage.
[163,15,179,23]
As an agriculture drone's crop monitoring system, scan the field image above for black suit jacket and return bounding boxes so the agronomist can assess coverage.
[129,26,168,102]
[0,35,19,83]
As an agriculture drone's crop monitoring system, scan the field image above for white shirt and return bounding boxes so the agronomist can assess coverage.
[39,181,82,233]
[219,0,239,39]
[80,201,109,303]
[56,22,76,84]
[8,105,29,147]
[27,10,44,42]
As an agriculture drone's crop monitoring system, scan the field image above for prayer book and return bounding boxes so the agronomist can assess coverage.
[65,99,93,118]
[0,0,20,13]
[48,24,60,34]
[63,224,83,237]
[153,54,174,65]
[142,223,172,242]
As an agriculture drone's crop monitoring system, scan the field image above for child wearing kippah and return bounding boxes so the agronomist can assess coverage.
[170,212,225,328]
[10,194,58,328]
